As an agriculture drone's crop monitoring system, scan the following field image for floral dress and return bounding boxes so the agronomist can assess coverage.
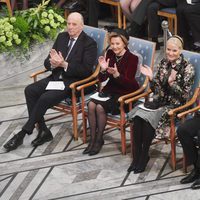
[128,54,195,138]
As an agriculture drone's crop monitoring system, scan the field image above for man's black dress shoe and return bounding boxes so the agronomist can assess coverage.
[191,177,200,189]
[180,169,199,184]
[31,129,53,147]
[3,134,23,152]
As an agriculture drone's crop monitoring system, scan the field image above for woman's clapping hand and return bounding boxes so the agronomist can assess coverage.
[98,56,109,72]
[140,65,153,81]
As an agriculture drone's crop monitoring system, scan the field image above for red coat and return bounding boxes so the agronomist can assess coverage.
[99,49,139,96]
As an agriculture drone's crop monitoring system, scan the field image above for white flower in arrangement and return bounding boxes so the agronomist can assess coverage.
[41,11,48,18]
[0,0,66,57]
[0,36,6,43]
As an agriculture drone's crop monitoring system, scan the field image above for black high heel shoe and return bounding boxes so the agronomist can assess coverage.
[134,156,150,174]
[127,160,138,172]
[82,142,93,154]
[89,139,104,156]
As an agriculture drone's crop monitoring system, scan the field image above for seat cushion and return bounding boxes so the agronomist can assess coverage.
[160,8,176,14]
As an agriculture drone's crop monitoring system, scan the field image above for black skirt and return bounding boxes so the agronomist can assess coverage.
[90,94,129,115]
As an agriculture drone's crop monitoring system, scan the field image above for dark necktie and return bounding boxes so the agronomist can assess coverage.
[65,38,75,60]
[57,38,75,80]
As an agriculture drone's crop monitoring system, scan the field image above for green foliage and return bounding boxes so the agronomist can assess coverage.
[0,0,66,57]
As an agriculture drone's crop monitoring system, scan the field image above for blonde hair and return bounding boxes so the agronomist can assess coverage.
[167,35,184,50]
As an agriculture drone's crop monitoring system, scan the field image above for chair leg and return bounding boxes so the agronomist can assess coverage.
[5,0,12,16]
[171,139,176,171]
[117,4,122,28]
[71,93,78,140]
[123,14,126,29]
[174,16,177,35]
[72,107,78,140]
[120,126,126,155]
[170,117,177,171]
[168,18,173,34]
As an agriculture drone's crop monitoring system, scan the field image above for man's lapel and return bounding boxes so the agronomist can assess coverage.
[66,32,84,61]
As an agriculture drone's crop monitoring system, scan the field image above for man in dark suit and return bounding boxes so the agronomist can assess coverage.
[3,12,97,152]
[176,0,200,51]
[147,0,177,50]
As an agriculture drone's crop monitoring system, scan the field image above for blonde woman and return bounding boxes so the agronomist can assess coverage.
[128,36,195,173]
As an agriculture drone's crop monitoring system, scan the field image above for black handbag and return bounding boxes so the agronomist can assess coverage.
[144,99,165,110]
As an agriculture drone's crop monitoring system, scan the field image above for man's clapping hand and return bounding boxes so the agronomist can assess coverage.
[49,49,65,67]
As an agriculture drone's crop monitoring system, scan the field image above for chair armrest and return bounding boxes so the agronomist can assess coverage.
[178,105,200,118]
[118,77,149,103]
[77,79,99,91]
[30,69,48,82]
[69,64,100,90]
[168,87,200,117]
[124,88,152,105]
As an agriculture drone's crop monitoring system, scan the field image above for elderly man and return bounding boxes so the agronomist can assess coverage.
[3,12,97,152]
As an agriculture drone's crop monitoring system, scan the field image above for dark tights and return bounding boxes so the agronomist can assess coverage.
[132,116,155,169]
[87,101,107,144]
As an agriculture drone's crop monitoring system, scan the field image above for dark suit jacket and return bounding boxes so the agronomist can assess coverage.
[44,31,97,88]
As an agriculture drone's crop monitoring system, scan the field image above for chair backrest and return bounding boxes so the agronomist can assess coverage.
[128,36,156,86]
[182,50,200,98]
[83,25,107,64]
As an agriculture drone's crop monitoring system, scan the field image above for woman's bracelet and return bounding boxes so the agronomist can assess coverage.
[100,70,107,74]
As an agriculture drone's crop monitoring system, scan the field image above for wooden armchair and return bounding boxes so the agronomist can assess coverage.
[79,36,156,154]
[0,0,12,16]
[30,26,107,141]
[126,50,200,170]
[157,8,177,35]
[99,0,126,29]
